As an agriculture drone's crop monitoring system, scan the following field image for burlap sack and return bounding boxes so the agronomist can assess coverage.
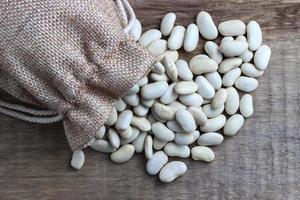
[0,0,155,150]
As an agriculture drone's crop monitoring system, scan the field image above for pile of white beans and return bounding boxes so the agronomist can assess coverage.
[71,11,271,183]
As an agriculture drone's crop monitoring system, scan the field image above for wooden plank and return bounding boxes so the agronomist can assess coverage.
[0,0,299,199]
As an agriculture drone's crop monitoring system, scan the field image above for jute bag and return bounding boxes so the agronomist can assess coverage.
[0,0,155,150]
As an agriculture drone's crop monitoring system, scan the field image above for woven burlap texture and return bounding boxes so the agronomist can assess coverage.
[0,0,155,150]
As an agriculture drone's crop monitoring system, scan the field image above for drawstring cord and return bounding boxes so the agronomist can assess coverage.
[0,0,136,124]
[0,100,63,124]
[116,0,136,33]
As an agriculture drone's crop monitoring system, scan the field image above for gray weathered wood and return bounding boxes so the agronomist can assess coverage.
[0,0,299,199]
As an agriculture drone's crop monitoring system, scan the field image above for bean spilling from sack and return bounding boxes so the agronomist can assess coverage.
[71,11,271,183]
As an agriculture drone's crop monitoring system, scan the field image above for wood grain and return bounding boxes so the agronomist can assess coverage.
[0,0,300,199]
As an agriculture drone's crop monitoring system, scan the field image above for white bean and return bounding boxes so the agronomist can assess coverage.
[132,132,147,153]
[141,98,155,108]
[224,114,245,136]
[240,94,253,118]
[197,132,224,146]
[163,56,178,81]
[115,110,133,131]
[225,87,239,115]
[127,84,140,96]
[130,116,151,132]
[123,94,139,107]
[192,130,200,143]
[183,23,199,52]
[204,41,223,64]
[211,88,227,109]
[115,98,127,112]
[164,142,190,158]
[239,50,254,63]
[150,73,169,81]
[120,127,139,145]
[110,144,135,163]
[108,128,120,149]
[241,63,264,77]
[153,137,168,150]
[176,59,193,81]
[152,122,175,142]
[145,135,153,159]
[147,39,167,56]
[222,68,242,87]
[95,126,106,139]
[174,81,198,95]
[254,45,271,70]
[218,20,246,36]
[196,11,218,40]
[169,101,187,110]
[160,83,178,104]
[205,71,222,90]
[105,107,118,126]
[190,54,209,63]
[168,25,186,50]
[133,104,149,117]
[141,81,168,100]
[175,109,196,132]
[137,77,148,87]
[219,40,248,57]
[235,76,258,92]
[202,104,225,118]
[179,93,203,107]
[189,57,218,75]
[200,114,226,132]
[71,150,85,170]
[159,161,187,182]
[247,21,262,51]
[129,19,142,41]
[218,57,243,74]
[195,76,215,99]
[152,61,165,74]
[160,13,176,36]
[174,132,195,145]
[90,139,116,153]
[118,126,133,139]
[187,107,208,126]
[191,146,215,162]
[156,50,179,63]
[166,120,185,132]
[138,29,162,47]
[152,103,176,120]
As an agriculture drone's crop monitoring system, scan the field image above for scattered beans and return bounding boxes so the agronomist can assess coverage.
[71,11,271,184]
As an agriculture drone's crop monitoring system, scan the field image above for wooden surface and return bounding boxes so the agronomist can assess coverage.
[1,0,300,199]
